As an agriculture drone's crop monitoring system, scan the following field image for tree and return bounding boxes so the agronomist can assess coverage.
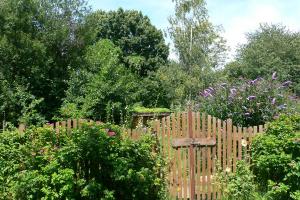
[225,24,300,95]
[0,0,90,120]
[85,8,169,77]
[167,0,227,104]
[62,40,140,124]
[168,0,226,71]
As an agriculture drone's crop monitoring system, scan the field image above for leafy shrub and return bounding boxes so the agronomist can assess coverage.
[214,161,261,200]
[197,75,296,126]
[251,114,300,200]
[0,123,167,200]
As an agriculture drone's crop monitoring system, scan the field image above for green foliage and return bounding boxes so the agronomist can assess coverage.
[251,114,300,200]
[0,123,168,199]
[197,76,296,126]
[0,80,45,127]
[0,0,90,120]
[167,0,227,107]
[62,39,140,123]
[225,24,300,95]
[87,8,169,77]
[156,61,223,108]
[214,161,261,200]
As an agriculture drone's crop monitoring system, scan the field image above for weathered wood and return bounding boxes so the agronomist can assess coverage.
[188,111,195,200]
[172,138,216,148]
[207,115,212,199]
[232,126,237,172]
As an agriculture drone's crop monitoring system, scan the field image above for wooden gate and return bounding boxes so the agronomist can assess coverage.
[153,111,266,200]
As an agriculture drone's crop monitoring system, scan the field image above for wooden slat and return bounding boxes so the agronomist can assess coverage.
[207,115,212,200]
[183,149,188,199]
[73,119,77,129]
[201,113,206,199]
[238,127,242,160]
[171,114,177,198]
[67,119,71,133]
[222,121,227,169]
[197,112,201,138]
[177,114,183,198]
[243,127,247,160]
[167,116,171,160]
[217,119,222,162]
[259,125,263,133]
[182,113,186,138]
[212,117,217,199]
[227,119,232,170]
[232,126,237,172]
[78,119,83,128]
[55,122,60,142]
[161,117,166,155]
[61,121,66,132]
[248,127,253,163]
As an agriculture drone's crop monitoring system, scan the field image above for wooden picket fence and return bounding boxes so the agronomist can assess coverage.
[151,111,266,200]
[17,112,267,200]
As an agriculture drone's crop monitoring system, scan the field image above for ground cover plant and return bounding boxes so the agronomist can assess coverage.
[0,123,168,200]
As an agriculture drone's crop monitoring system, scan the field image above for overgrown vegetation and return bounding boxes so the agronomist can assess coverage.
[252,114,300,200]
[0,123,168,200]
[215,114,300,200]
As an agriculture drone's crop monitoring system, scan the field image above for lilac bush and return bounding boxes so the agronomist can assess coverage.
[197,74,297,126]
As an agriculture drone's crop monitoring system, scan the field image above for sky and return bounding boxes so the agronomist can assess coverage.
[88,0,300,61]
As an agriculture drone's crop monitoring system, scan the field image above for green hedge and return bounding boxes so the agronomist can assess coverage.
[0,123,168,200]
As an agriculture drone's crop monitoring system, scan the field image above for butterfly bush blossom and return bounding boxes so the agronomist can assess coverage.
[197,73,296,126]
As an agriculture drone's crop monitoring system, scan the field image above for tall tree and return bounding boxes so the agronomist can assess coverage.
[0,0,90,121]
[166,0,226,104]
[168,0,226,71]
[85,8,169,77]
[225,24,300,95]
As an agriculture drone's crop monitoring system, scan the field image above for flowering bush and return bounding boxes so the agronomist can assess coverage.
[0,123,168,200]
[197,73,297,126]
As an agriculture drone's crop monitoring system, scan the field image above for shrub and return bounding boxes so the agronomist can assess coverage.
[213,160,261,200]
[0,123,168,200]
[251,114,300,200]
[197,75,297,126]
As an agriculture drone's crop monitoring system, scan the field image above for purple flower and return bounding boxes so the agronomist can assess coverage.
[277,104,287,110]
[282,81,292,87]
[245,112,250,116]
[271,98,276,105]
[250,79,258,85]
[272,72,277,80]
[230,88,237,94]
[289,95,297,100]
[247,96,256,100]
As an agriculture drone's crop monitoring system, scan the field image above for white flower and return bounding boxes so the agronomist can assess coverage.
[225,167,231,173]
[241,139,248,147]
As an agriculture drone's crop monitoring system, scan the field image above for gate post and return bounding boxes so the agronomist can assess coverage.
[188,110,195,199]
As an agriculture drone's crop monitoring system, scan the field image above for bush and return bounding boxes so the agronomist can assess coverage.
[197,75,297,126]
[251,114,300,200]
[0,123,168,200]
[214,161,261,200]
